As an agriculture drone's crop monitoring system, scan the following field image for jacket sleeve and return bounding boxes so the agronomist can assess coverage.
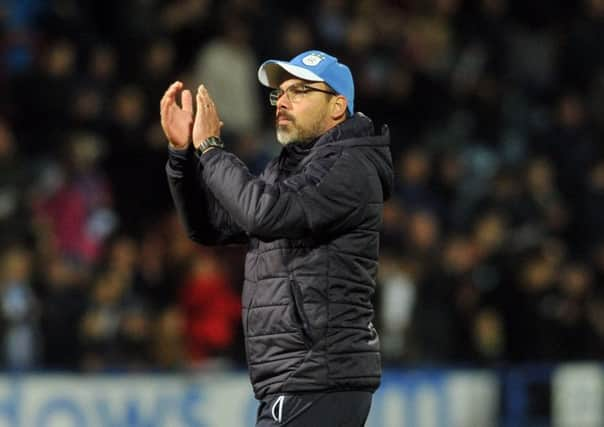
[199,146,373,240]
[165,146,248,246]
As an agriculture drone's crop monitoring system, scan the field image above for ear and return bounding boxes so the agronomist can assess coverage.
[330,95,348,120]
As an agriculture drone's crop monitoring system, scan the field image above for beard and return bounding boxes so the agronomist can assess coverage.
[276,112,325,145]
[276,124,302,145]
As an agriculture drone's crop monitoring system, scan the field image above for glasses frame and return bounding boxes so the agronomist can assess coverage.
[269,83,337,106]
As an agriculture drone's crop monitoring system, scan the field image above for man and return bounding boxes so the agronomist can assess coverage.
[161,50,392,426]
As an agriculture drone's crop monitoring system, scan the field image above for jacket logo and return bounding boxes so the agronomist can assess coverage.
[272,395,285,423]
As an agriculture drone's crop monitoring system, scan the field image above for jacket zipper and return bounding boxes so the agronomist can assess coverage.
[289,276,313,349]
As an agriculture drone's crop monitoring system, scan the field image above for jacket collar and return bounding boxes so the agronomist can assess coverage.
[279,113,378,171]
[315,113,375,146]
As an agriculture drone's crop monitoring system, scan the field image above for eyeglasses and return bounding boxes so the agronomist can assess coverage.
[269,83,337,106]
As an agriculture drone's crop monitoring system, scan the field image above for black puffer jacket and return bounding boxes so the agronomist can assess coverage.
[166,113,393,399]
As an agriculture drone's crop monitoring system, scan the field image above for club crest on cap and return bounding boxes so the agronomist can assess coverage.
[302,53,325,66]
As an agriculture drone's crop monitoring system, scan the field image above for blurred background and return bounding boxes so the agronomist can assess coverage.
[0,0,604,426]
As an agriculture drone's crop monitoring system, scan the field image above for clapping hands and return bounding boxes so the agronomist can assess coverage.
[160,81,223,150]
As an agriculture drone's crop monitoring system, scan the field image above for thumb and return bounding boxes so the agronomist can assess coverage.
[181,89,193,113]
[219,121,224,128]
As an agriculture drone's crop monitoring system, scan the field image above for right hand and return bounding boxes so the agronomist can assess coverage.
[160,81,193,149]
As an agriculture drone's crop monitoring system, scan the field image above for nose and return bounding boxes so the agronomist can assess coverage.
[276,92,290,110]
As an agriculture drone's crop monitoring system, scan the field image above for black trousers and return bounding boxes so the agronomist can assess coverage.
[255,391,372,426]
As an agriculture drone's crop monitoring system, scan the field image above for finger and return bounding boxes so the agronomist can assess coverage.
[196,89,203,109]
[198,84,211,107]
[201,85,216,107]
[160,90,170,112]
[160,96,167,116]
[160,93,171,119]
[168,81,183,102]
[165,81,182,99]
[198,94,211,112]
[161,81,181,111]
[195,91,205,122]
[181,89,193,113]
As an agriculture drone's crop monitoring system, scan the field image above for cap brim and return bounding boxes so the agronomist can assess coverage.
[258,60,324,88]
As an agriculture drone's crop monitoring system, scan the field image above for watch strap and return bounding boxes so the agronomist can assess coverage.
[196,136,224,154]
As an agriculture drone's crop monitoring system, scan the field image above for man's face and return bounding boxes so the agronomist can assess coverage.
[274,78,333,145]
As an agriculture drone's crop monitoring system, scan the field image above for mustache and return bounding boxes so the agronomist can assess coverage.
[276,111,295,123]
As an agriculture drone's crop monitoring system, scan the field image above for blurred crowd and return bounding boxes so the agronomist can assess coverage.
[0,0,603,372]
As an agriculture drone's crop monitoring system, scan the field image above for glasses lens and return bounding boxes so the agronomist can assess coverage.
[269,90,281,106]
[287,85,305,103]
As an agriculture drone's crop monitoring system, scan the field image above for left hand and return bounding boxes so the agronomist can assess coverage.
[193,84,224,149]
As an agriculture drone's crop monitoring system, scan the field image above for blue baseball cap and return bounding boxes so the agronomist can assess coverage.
[258,50,355,116]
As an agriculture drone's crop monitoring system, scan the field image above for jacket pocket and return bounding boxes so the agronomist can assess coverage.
[289,278,314,349]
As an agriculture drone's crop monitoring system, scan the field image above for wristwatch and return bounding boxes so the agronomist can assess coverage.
[196,136,224,155]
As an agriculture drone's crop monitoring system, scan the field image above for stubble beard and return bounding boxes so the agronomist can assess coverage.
[276,116,325,146]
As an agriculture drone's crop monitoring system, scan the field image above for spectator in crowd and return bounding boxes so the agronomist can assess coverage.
[32,132,116,269]
[79,236,150,370]
[0,118,31,246]
[180,250,240,365]
[0,245,39,369]
[191,11,261,139]
[38,255,87,370]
